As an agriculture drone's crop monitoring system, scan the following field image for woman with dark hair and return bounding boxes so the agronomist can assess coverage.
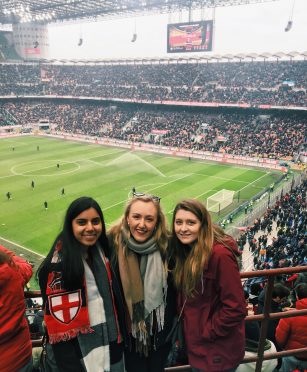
[171,199,246,372]
[0,245,33,372]
[108,193,176,372]
[37,196,126,372]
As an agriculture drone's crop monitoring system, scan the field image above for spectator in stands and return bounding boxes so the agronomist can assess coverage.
[171,199,246,372]
[32,309,44,336]
[246,180,306,272]
[236,290,277,372]
[256,283,291,371]
[107,193,176,372]
[276,283,307,372]
[257,283,290,345]
[0,245,33,372]
[37,196,126,372]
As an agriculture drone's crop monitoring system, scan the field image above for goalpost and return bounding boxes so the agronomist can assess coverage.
[206,189,235,213]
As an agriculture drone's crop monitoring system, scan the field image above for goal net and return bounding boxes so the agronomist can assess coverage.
[206,189,235,213]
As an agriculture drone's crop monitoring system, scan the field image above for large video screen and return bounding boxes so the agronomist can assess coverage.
[167,20,213,53]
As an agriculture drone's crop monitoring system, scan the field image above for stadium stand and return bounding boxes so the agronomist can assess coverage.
[0,101,305,160]
[0,60,306,106]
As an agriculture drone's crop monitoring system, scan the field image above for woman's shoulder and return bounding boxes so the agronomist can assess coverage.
[211,238,240,262]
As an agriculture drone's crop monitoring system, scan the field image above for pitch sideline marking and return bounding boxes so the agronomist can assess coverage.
[237,172,270,193]
[105,174,190,214]
[0,236,45,258]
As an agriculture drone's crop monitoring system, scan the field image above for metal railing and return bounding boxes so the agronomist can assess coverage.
[26,265,307,372]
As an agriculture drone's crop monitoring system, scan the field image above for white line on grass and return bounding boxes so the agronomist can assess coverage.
[190,172,251,183]
[0,174,16,179]
[81,150,127,166]
[126,183,166,198]
[163,156,261,171]
[165,171,270,215]
[0,236,45,258]
[237,172,270,193]
[105,174,191,213]
[85,159,105,166]
[166,189,219,215]
[87,150,126,159]
[130,153,166,177]
[10,160,80,177]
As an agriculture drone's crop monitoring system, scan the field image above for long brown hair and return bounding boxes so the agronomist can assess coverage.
[171,199,233,297]
[108,195,169,260]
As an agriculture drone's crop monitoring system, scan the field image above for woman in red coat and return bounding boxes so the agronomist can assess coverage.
[275,283,307,372]
[171,199,246,372]
[0,245,33,372]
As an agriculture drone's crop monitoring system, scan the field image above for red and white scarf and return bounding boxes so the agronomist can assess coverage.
[44,243,93,344]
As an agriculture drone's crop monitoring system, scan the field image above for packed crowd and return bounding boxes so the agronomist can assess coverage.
[235,180,307,372]
[237,180,307,270]
[1,101,306,160]
[0,60,306,106]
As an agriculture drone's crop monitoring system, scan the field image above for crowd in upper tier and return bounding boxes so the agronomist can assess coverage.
[0,60,306,106]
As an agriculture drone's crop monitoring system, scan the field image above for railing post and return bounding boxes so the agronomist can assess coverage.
[255,276,275,372]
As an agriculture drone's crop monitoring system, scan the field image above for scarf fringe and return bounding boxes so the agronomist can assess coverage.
[132,320,150,357]
[155,302,165,333]
[49,326,94,344]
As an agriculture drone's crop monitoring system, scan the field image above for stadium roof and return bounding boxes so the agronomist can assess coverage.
[0,0,281,25]
[21,51,306,65]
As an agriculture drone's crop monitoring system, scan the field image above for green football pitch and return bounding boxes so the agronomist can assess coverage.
[0,135,281,257]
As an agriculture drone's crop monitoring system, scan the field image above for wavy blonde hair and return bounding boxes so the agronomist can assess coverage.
[172,199,233,297]
[108,195,169,261]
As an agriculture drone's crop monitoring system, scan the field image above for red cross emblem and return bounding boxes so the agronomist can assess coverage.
[49,290,81,324]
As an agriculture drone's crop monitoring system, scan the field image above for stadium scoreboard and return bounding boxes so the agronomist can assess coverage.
[167,20,213,53]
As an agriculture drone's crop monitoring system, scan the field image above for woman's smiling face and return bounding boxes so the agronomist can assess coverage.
[72,207,102,247]
[174,209,201,246]
[126,200,158,243]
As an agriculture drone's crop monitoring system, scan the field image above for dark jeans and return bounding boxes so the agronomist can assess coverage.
[125,342,171,372]
[17,358,33,372]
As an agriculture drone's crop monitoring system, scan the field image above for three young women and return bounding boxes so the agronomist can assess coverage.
[171,199,246,372]
[37,197,126,372]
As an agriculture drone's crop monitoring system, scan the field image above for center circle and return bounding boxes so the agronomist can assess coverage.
[11,160,80,176]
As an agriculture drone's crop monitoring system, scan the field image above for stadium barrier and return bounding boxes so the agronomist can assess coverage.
[26,265,307,372]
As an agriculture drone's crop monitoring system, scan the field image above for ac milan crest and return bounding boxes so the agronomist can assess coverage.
[48,271,63,291]
[49,290,81,324]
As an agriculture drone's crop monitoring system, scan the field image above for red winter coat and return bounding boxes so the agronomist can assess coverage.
[0,245,33,372]
[275,298,307,359]
[181,239,246,372]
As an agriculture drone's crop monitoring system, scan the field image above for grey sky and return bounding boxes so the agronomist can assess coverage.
[48,0,306,59]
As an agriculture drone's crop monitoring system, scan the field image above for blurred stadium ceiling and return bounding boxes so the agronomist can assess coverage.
[0,0,281,25]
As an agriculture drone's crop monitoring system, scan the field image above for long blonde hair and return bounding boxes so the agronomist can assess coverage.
[172,199,233,297]
[108,195,169,260]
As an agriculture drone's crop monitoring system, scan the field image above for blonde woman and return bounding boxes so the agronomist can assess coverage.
[171,199,246,372]
[108,193,176,372]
